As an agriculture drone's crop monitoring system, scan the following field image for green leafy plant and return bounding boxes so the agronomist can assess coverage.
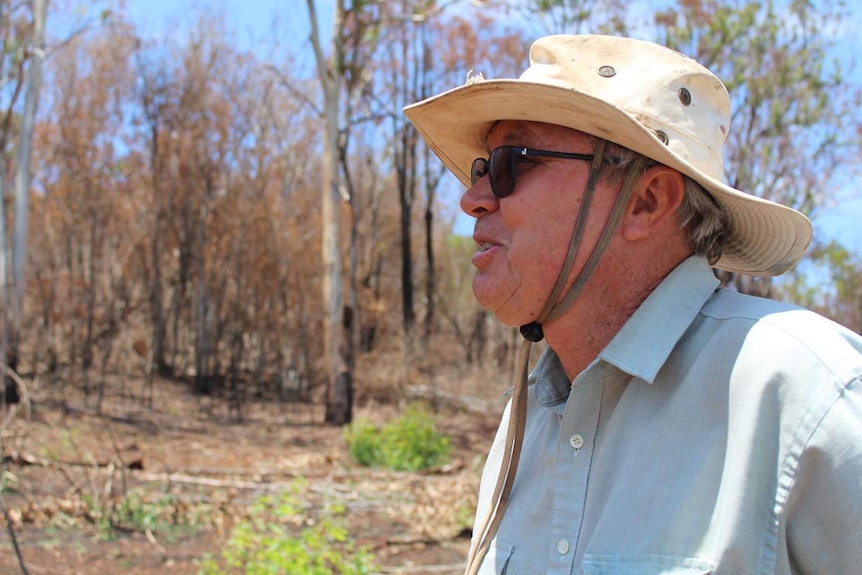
[344,406,451,472]
[111,491,175,539]
[198,483,376,575]
[78,488,188,542]
[81,492,113,539]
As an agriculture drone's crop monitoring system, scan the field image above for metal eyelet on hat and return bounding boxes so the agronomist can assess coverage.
[655,130,669,144]
[598,65,616,78]
[678,87,692,106]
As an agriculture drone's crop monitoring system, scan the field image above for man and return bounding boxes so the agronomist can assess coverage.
[404,35,862,574]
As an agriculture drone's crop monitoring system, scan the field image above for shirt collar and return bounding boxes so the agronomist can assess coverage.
[599,255,719,383]
[533,256,720,407]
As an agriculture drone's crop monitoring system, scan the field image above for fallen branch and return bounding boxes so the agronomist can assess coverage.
[404,385,493,414]
[137,472,294,491]
[2,452,50,467]
[138,465,294,477]
[137,472,358,495]
[379,564,465,574]
[2,451,142,471]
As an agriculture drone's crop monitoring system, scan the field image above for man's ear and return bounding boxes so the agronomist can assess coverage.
[621,165,686,241]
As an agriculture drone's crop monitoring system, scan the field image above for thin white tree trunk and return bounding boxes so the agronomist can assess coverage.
[306,0,352,425]
[11,0,47,362]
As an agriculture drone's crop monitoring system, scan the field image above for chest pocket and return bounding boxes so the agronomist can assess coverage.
[581,554,714,575]
[476,540,514,575]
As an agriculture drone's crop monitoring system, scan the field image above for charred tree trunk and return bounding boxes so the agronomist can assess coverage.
[423,180,435,343]
[326,305,354,425]
[140,91,171,378]
[194,192,211,395]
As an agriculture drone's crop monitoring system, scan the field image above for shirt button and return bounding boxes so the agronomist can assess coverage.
[568,434,585,450]
[557,539,570,555]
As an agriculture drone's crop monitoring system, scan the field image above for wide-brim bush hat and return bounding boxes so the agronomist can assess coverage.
[403,34,811,276]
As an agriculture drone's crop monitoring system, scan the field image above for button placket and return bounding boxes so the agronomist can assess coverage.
[547,370,604,574]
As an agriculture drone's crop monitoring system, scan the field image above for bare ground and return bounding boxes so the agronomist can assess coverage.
[0,373,506,575]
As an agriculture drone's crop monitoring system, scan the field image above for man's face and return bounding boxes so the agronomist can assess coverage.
[461,120,619,326]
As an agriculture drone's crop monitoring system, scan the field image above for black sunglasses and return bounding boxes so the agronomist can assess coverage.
[471,146,595,198]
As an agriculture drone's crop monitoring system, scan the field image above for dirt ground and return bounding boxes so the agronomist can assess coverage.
[0,373,506,575]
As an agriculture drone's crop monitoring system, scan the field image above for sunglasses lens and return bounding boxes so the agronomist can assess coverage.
[470,147,516,197]
[490,147,515,197]
[471,157,488,186]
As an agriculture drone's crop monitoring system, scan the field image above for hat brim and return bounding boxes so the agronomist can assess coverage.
[404,79,812,277]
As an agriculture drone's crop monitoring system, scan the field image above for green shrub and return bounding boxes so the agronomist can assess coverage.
[198,483,376,575]
[342,418,380,468]
[344,406,451,472]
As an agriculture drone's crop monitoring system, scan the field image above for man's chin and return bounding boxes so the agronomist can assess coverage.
[473,289,532,328]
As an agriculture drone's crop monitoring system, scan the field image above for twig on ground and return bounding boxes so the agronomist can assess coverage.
[101,415,129,494]
[0,488,30,575]
[144,527,166,554]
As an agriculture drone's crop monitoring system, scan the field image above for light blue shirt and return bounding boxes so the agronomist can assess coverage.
[474,256,862,574]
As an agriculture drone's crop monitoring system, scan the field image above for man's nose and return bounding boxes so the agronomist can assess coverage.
[460,175,499,217]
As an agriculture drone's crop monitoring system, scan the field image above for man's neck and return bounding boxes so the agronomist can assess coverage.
[543,253,685,381]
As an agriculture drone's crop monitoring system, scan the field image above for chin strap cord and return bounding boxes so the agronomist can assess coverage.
[464,149,648,575]
[515,140,608,344]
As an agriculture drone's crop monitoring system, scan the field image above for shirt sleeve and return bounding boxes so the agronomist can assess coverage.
[784,375,862,574]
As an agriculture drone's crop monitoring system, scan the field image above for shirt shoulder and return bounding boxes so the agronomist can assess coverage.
[700,287,862,385]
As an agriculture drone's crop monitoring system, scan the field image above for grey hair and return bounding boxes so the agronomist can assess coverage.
[591,138,729,264]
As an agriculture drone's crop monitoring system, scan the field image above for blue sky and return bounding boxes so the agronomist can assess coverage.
[121,0,862,252]
[125,0,307,51]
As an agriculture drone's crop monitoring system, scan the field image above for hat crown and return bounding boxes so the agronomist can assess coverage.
[522,35,731,181]
[402,34,812,276]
